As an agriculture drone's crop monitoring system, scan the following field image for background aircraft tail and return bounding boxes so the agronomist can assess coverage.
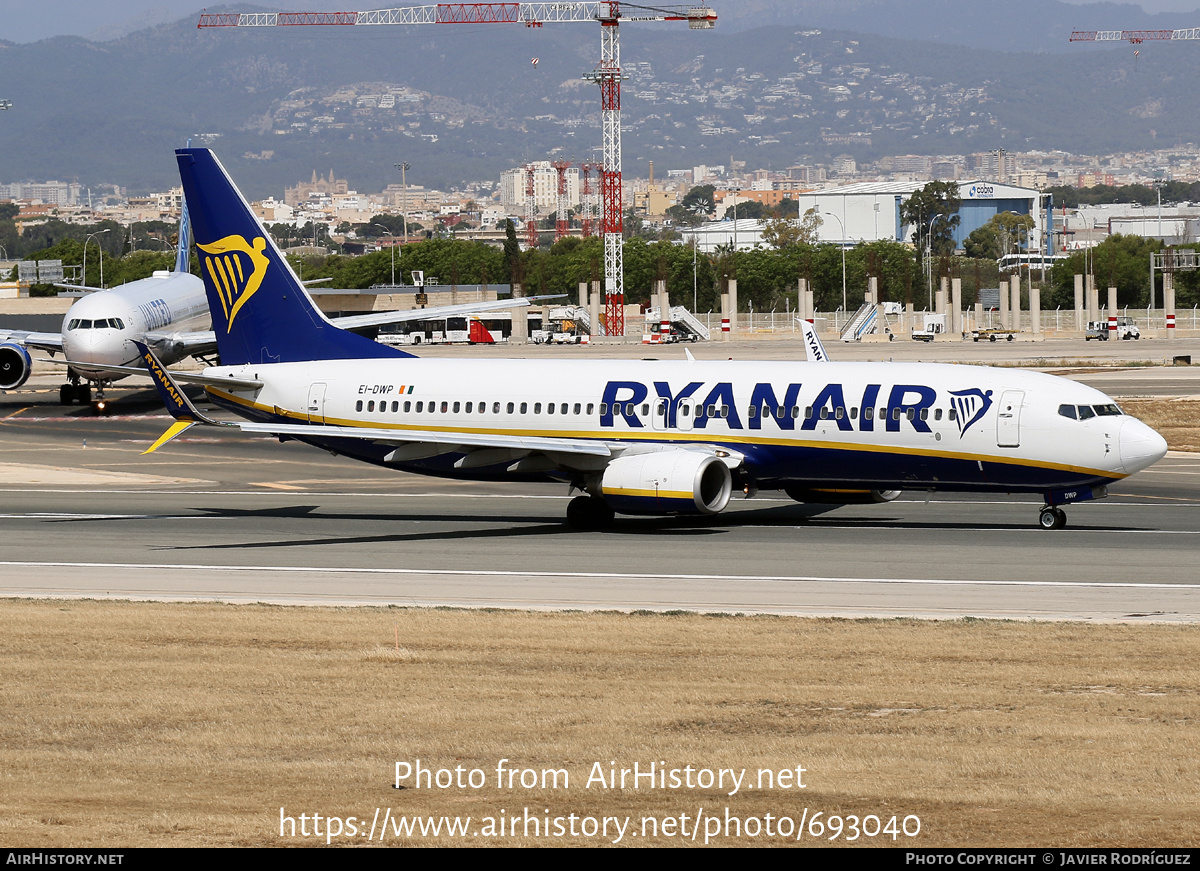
[175,147,409,366]
[174,197,191,275]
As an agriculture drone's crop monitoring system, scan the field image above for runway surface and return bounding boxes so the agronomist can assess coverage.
[2,359,1198,622]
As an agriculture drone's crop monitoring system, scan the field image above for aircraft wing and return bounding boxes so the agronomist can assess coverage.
[41,357,263,391]
[134,295,565,357]
[0,330,64,354]
[143,330,219,357]
[230,419,614,458]
[53,283,105,293]
[328,295,561,332]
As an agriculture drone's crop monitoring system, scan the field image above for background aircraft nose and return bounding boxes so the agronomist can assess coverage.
[1119,417,1168,474]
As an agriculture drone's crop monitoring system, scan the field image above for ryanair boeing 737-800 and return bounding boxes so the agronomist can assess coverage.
[122,148,1167,531]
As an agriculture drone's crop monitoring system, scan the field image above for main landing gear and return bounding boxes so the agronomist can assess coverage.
[566,496,615,531]
[59,378,109,414]
[59,381,91,406]
[1038,506,1067,531]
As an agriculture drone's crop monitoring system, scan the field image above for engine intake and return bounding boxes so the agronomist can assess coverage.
[0,343,32,390]
[599,450,733,516]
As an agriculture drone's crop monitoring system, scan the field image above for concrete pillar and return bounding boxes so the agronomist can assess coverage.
[998,274,1009,332]
[975,302,984,332]
[1107,286,1118,337]
[1010,275,1021,331]
[578,281,588,308]
[511,282,528,344]
[938,277,949,316]
[720,291,731,340]
[905,301,915,335]
[1165,272,1176,338]
[727,278,738,333]
[868,276,878,308]
[1086,274,1098,325]
[951,278,963,335]
[588,281,601,337]
[1030,285,1041,334]
[1074,273,1084,331]
[798,278,809,321]
[656,279,670,342]
[806,290,815,325]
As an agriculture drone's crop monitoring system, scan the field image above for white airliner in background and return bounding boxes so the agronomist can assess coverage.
[1,200,549,411]
[123,148,1168,531]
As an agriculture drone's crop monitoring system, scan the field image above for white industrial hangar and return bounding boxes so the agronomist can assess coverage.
[793,180,1049,254]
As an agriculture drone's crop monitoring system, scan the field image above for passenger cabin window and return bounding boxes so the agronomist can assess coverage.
[356,400,363,412]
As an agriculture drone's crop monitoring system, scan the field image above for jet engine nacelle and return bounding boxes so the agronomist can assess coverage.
[599,450,733,515]
[784,486,902,505]
[0,342,32,389]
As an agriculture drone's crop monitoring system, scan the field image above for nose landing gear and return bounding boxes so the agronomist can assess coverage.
[1038,506,1067,530]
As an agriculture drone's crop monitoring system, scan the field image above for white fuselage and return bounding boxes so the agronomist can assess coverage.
[202,357,1167,492]
[61,271,209,381]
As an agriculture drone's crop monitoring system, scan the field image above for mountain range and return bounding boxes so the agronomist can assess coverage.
[0,3,1197,197]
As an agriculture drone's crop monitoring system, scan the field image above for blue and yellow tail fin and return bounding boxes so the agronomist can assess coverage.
[175,147,410,366]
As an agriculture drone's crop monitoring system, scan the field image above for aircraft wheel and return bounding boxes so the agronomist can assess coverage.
[79,384,92,405]
[1039,507,1066,530]
[566,496,614,531]
[59,384,75,405]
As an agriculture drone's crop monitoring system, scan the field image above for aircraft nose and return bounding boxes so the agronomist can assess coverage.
[1119,417,1168,474]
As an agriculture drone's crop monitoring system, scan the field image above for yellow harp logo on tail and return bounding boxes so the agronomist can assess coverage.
[197,235,270,332]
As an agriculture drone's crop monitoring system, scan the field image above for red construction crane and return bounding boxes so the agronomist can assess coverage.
[1070,28,1200,43]
[198,2,717,337]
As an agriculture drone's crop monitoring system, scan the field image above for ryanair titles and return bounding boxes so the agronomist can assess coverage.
[600,380,993,438]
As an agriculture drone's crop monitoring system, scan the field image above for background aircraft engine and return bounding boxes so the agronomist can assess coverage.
[0,343,32,389]
[784,486,902,504]
[599,450,733,515]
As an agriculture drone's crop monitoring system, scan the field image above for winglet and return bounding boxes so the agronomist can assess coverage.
[132,340,217,452]
[143,420,196,455]
[798,318,831,362]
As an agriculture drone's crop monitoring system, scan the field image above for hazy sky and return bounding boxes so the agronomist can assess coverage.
[2,0,1198,43]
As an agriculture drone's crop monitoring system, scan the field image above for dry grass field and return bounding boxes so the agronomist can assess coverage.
[2,600,1197,847]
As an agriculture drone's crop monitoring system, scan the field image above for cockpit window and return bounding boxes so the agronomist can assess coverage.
[1093,404,1122,416]
[1058,404,1077,420]
[1077,405,1097,421]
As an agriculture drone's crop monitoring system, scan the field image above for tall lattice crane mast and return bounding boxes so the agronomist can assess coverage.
[523,164,539,249]
[579,161,600,238]
[198,2,716,337]
[551,159,573,241]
